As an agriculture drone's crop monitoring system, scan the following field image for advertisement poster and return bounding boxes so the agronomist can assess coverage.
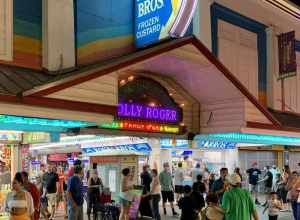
[129,189,143,220]
[134,0,197,47]
[278,31,297,79]
[21,145,30,172]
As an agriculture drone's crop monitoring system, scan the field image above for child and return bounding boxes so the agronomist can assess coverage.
[263,191,283,220]
[201,193,224,220]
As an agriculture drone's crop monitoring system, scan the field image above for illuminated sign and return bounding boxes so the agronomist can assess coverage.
[82,143,152,155]
[0,133,22,142]
[23,132,50,144]
[160,138,189,148]
[135,0,198,47]
[198,141,236,149]
[118,103,180,123]
[99,121,180,134]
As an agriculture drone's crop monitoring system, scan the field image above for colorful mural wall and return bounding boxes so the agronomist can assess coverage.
[12,0,42,69]
[75,0,135,65]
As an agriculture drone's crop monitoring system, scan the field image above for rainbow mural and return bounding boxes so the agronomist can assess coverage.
[75,0,135,65]
[12,0,42,69]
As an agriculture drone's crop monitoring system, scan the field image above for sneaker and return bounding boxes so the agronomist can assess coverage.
[173,211,178,216]
[255,200,261,205]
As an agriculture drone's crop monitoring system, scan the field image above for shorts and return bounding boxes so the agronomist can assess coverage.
[161,191,174,203]
[249,184,258,193]
[175,185,184,194]
[47,193,57,207]
[265,186,272,194]
[57,192,65,203]
[119,198,132,208]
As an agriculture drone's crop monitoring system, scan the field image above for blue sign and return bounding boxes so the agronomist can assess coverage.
[134,0,197,47]
[160,139,189,149]
[82,143,152,154]
[198,141,236,150]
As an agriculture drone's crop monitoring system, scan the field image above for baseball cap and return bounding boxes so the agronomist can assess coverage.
[228,173,242,186]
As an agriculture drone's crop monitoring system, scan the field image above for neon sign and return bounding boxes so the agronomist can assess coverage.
[118,103,180,123]
[135,0,198,47]
[198,141,236,149]
[82,143,152,155]
[99,121,180,134]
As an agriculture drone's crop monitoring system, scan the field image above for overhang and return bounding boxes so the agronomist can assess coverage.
[0,36,289,134]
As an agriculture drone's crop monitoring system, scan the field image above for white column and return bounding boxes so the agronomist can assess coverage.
[43,0,75,72]
[197,0,213,51]
[10,145,20,182]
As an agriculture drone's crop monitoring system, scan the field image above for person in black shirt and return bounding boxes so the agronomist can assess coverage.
[247,162,261,205]
[139,165,153,218]
[43,164,59,220]
[258,165,273,206]
[178,185,198,220]
[192,174,206,194]
[211,168,228,204]
[191,183,205,214]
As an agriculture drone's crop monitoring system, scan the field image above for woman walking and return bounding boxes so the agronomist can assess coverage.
[5,172,34,220]
[149,169,161,220]
[119,168,134,220]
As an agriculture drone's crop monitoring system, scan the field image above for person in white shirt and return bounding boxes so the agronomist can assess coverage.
[263,191,283,220]
[174,162,184,202]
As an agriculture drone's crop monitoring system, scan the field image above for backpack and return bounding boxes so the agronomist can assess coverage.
[200,207,210,220]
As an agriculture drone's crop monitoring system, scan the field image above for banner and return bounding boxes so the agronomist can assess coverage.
[278,31,297,79]
[135,0,198,47]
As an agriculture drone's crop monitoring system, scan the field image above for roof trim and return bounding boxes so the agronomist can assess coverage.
[247,121,300,133]
[0,94,116,115]
[22,36,280,126]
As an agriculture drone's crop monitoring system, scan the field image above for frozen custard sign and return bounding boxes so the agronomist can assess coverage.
[135,0,198,47]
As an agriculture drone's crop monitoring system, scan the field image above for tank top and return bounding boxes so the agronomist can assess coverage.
[88,178,101,195]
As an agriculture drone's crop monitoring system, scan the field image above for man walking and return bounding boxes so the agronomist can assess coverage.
[159,162,178,216]
[222,173,259,220]
[247,162,261,205]
[43,164,59,220]
[67,165,84,220]
[211,167,228,204]
[258,165,273,206]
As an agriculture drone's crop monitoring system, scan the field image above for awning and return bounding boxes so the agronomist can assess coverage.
[1,36,299,138]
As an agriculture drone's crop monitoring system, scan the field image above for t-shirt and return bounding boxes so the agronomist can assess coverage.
[67,175,83,206]
[159,171,173,191]
[193,181,206,194]
[212,178,225,202]
[222,187,256,220]
[247,168,261,185]
[265,171,273,188]
[43,172,59,194]
[178,196,197,220]
[267,199,281,216]
[140,171,152,193]
[174,168,184,186]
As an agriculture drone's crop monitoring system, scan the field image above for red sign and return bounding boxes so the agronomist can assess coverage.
[91,156,119,164]
[48,154,68,162]
[278,31,297,79]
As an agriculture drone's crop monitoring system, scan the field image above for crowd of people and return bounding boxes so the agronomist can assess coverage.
[2,159,300,220]
[135,161,300,220]
[3,160,104,220]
